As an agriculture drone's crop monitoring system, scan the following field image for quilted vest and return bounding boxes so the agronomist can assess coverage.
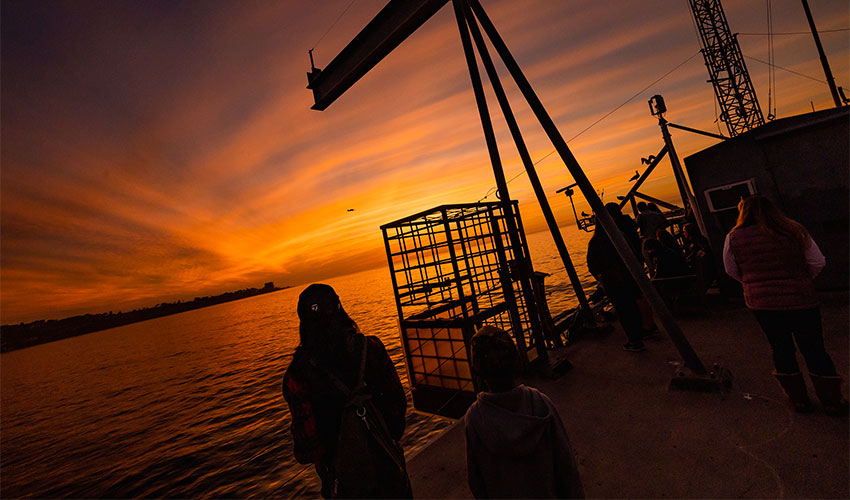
[728,225,818,310]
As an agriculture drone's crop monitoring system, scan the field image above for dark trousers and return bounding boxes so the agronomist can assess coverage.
[752,307,837,376]
[607,290,644,344]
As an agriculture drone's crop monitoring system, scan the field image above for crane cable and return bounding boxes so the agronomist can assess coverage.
[738,28,849,36]
[478,50,702,203]
[744,55,826,84]
[309,0,359,60]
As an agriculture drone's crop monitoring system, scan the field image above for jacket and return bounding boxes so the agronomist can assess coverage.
[724,225,822,310]
[282,335,406,466]
[464,385,584,499]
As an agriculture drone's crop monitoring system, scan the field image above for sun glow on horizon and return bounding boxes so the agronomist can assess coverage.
[2,0,848,324]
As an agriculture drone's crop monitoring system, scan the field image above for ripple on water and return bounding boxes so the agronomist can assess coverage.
[1,229,593,498]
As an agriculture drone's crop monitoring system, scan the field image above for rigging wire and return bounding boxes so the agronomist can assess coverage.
[310,0,359,52]
[713,94,724,137]
[738,28,849,36]
[744,55,826,84]
[478,50,702,202]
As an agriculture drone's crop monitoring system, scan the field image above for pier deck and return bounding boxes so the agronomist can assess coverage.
[407,291,849,498]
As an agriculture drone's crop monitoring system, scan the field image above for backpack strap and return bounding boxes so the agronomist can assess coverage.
[354,336,368,391]
[310,337,369,402]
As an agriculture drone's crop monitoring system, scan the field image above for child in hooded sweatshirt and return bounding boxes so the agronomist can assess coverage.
[463,325,584,499]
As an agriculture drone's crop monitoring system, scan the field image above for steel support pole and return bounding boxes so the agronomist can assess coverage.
[667,122,728,141]
[467,0,707,374]
[659,120,691,211]
[452,0,549,364]
[459,0,592,320]
[659,117,709,241]
[800,0,842,108]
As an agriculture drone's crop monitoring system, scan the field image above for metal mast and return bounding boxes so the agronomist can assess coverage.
[688,0,765,136]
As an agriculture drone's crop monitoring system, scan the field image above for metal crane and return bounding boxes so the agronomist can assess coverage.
[688,0,765,136]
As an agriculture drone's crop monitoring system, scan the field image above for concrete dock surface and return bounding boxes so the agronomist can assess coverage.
[407,291,849,499]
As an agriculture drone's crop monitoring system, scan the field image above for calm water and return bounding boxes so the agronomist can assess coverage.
[0,227,594,498]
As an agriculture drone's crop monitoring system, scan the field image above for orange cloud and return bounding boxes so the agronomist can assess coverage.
[2,0,847,323]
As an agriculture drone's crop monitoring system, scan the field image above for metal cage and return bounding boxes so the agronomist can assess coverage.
[380,202,537,417]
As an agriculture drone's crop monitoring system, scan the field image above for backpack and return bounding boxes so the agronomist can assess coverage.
[317,338,410,499]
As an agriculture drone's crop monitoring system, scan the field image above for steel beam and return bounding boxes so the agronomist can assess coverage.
[308,0,449,110]
[453,0,548,365]
[667,122,727,141]
[468,0,707,374]
[460,0,593,320]
[800,0,842,107]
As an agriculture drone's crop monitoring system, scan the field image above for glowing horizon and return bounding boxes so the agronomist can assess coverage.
[2,0,848,324]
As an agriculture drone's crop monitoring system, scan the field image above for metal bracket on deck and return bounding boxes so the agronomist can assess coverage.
[669,363,733,393]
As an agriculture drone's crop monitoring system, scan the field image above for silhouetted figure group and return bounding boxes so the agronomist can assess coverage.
[282,285,585,498]
[280,195,846,500]
[588,202,719,351]
[584,195,847,416]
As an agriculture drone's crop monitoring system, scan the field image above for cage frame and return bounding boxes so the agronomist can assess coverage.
[381,201,539,416]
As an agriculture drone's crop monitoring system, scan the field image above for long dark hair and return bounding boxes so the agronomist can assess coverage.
[296,284,358,364]
[734,196,809,254]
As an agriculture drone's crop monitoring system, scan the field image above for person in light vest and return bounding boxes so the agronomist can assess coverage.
[723,195,847,416]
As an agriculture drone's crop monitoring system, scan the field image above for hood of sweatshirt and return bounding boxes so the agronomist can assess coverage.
[464,384,554,455]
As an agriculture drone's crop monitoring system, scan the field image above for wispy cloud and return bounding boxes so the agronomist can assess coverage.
[2,0,847,323]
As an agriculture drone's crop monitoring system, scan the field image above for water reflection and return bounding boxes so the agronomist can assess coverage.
[0,227,594,498]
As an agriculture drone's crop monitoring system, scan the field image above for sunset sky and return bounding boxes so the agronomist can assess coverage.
[2,0,848,324]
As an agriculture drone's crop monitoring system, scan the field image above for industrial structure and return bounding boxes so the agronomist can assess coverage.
[307,0,722,407]
[380,202,545,416]
[687,0,765,136]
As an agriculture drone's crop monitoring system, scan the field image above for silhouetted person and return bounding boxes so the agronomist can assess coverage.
[587,214,646,352]
[683,223,716,290]
[606,202,642,263]
[606,203,656,333]
[464,326,584,499]
[682,223,710,268]
[723,196,848,416]
[635,201,668,246]
[643,238,689,279]
[282,284,411,498]
[655,228,683,256]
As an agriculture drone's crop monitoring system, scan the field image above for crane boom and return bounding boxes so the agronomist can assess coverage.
[307,0,448,111]
[688,0,765,136]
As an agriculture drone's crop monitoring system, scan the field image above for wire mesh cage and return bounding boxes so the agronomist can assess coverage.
[380,201,538,417]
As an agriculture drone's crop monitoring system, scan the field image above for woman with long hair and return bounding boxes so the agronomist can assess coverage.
[282,284,410,498]
[723,196,847,416]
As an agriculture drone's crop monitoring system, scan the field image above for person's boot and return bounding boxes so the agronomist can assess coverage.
[809,373,849,417]
[773,371,814,413]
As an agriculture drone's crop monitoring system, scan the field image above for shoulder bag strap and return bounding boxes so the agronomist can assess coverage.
[308,337,369,400]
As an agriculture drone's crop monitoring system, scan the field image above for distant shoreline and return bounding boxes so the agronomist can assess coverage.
[0,284,289,353]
